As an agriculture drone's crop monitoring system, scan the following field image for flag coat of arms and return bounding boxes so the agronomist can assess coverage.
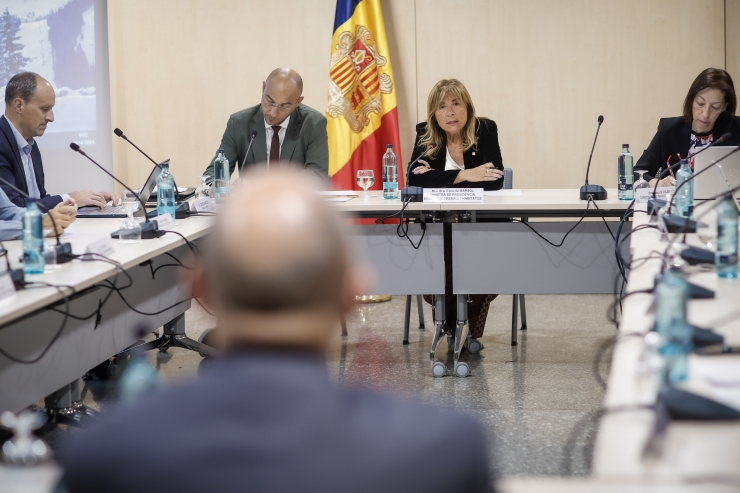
[327,0,402,190]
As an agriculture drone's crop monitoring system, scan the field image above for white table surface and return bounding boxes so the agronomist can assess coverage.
[592,208,740,481]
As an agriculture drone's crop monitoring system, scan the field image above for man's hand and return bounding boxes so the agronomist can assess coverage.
[69,190,117,208]
[43,201,78,237]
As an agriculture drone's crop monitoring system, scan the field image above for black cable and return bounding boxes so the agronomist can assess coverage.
[375,198,427,249]
[512,196,594,248]
[0,282,71,364]
[163,230,200,256]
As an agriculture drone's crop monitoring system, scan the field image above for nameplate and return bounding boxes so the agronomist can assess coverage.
[84,237,116,257]
[635,186,673,204]
[0,272,16,301]
[192,197,215,212]
[423,188,484,203]
[154,213,175,231]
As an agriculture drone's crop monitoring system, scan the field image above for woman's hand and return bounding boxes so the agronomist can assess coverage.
[411,159,433,175]
[648,176,676,188]
[456,163,502,183]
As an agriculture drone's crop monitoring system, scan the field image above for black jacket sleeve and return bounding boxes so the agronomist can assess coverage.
[634,119,666,181]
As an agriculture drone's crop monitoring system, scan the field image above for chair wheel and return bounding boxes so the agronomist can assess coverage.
[467,339,483,354]
[454,362,470,378]
[431,362,446,378]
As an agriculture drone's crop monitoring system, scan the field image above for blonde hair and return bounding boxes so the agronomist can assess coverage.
[418,79,478,159]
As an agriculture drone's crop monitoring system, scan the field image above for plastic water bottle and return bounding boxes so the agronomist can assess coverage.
[382,144,398,199]
[617,144,634,200]
[157,161,176,220]
[715,195,739,278]
[22,202,44,274]
[654,267,692,382]
[213,149,230,204]
[674,160,694,219]
[118,353,162,404]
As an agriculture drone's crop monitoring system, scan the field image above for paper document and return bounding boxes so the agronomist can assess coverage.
[483,189,522,196]
[324,197,355,202]
[319,190,359,197]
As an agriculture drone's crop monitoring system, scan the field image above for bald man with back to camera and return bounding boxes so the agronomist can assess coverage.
[58,169,495,493]
[203,67,329,184]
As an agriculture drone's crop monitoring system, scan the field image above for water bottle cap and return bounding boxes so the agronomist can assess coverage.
[387,144,392,148]
[623,144,629,148]
[218,148,224,153]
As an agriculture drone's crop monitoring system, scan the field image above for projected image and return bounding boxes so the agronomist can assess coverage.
[0,0,96,147]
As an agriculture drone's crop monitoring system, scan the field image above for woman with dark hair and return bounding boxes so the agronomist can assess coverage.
[635,67,740,187]
[409,79,503,345]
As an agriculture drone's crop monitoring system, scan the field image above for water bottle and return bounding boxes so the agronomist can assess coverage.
[156,161,176,220]
[674,160,694,219]
[382,145,399,199]
[22,202,44,274]
[118,353,162,404]
[715,195,739,278]
[617,144,634,200]
[654,267,692,382]
[213,149,230,204]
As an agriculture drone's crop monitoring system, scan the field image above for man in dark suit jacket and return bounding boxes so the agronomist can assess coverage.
[203,68,329,184]
[1,72,118,209]
[58,169,495,493]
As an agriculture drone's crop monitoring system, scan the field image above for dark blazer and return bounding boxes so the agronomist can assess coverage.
[635,114,740,180]
[407,118,504,191]
[204,104,329,184]
[0,116,62,209]
[59,351,494,493]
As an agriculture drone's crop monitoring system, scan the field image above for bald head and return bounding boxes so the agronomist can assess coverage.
[266,67,303,95]
[206,169,349,315]
[261,68,304,126]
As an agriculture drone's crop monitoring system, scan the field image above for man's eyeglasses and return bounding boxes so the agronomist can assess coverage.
[262,95,296,112]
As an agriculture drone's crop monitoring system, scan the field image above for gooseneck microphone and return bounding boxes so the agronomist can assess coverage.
[665,133,734,215]
[70,143,164,239]
[400,143,436,202]
[580,115,607,200]
[113,128,183,201]
[239,130,259,174]
[0,175,74,265]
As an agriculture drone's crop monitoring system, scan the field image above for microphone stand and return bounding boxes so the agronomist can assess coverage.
[580,116,607,200]
[70,144,164,239]
[400,143,436,202]
[0,175,74,265]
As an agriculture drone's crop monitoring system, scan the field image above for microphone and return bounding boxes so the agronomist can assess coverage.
[239,131,259,174]
[580,115,607,200]
[662,144,739,233]
[69,143,164,239]
[113,128,184,202]
[400,143,436,202]
[647,133,732,214]
[0,175,74,265]
[667,133,734,215]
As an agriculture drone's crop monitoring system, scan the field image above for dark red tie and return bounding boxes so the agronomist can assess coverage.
[270,126,281,165]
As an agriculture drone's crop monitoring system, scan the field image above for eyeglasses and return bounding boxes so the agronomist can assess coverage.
[262,95,296,112]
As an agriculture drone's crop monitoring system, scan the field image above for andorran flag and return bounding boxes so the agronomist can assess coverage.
[327,0,402,190]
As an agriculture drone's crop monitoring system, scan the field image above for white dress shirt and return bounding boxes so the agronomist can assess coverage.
[265,115,290,166]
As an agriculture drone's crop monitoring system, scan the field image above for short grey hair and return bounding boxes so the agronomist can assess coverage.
[4,72,40,106]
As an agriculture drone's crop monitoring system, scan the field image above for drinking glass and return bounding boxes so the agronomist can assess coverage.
[356,170,375,197]
[634,170,649,191]
[119,191,142,243]
[195,175,212,199]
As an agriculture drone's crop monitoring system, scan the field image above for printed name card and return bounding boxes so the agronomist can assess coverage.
[423,188,484,203]
[154,213,175,231]
[192,197,215,212]
[84,237,116,257]
[0,271,16,301]
[635,186,674,204]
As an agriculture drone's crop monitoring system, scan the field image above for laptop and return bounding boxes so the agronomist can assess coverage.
[77,164,162,218]
[694,146,740,200]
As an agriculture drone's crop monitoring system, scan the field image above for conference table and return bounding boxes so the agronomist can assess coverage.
[0,188,632,414]
[592,205,740,488]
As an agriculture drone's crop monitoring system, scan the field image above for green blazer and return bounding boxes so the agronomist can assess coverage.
[204,103,329,184]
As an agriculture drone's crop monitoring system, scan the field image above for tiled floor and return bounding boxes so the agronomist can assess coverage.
[42,294,616,478]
